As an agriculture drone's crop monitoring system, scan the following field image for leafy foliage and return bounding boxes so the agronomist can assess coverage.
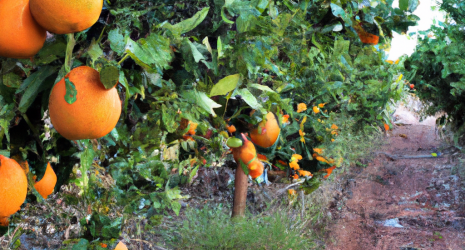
[405,0,465,143]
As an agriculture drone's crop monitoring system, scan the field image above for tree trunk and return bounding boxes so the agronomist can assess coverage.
[232,165,248,218]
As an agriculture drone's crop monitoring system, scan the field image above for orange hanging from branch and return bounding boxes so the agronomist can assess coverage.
[353,22,379,45]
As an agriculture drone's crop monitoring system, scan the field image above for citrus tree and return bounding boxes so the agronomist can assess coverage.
[405,0,465,145]
[0,0,417,247]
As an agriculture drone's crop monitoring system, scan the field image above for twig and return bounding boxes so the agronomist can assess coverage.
[276,180,305,194]
[300,190,305,218]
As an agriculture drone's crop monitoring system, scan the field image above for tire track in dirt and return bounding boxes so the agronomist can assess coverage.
[326,123,465,250]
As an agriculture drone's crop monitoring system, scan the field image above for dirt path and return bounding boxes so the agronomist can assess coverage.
[326,113,465,249]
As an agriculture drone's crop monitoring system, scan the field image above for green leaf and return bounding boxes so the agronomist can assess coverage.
[171,201,182,216]
[240,160,249,175]
[2,72,22,89]
[210,74,241,96]
[188,165,199,184]
[119,71,129,114]
[87,38,103,65]
[187,40,205,63]
[35,38,66,65]
[181,90,222,117]
[249,83,275,93]
[102,216,122,239]
[234,88,263,111]
[125,33,173,72]
[217,37,224,58]
[18,66,57,113]
[72,239,89,250]
[162,104,179,133]
[100,64,119,89]
[399,0,409,11]
[165,7,210,36]
[64,77,77,105]
[221,7,235,24]
[330,4,351,26]
[108,28,126,55]
[202,36,212,54]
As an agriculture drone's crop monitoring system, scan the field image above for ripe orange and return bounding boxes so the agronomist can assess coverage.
[34,162,57,199]
[232,134,257,166]
[0,0,46,59]
[0,155,28,226]
[187,121,198,135]
[232,134,264,179]
[48,66,122,140]
[250,112,280,148]
[114,241,128,250]
[29,0,103,34]
[247,160,264,179]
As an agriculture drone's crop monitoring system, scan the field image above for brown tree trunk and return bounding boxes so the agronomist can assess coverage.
[232,165,248,218]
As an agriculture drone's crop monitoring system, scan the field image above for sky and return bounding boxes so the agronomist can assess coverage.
[386,0,446,60]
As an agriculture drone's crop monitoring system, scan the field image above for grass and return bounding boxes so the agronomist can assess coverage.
[165,203,315,250]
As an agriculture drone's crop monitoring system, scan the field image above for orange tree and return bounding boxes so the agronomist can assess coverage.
[405,0,465,145]
[0,0,417,245]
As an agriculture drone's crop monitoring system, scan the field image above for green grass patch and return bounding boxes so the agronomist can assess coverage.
[166,204,314,250]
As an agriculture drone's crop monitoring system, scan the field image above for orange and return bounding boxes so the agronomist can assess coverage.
[187,121,198,135]
[232,133,257,166]
[250,112,280,148]
[226,124,236,133]
[34,162,57,199]
[0,0,46,59]
[232,134,263,179]
[247,160,264,179]
[353,22,379,45]
[114,241,128,250]
[0,155,28,226]
[29,0,103,34]
[48,66,122,140]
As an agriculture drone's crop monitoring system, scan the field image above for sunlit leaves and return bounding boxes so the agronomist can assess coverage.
[125,33,173,73]
[164,7,210,37]
[210,74,241,96]
[181,91,222,117]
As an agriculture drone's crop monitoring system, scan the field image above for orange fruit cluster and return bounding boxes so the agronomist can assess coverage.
[0,155,57,226]
[232,133,264,179]
[0,0,102,59]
